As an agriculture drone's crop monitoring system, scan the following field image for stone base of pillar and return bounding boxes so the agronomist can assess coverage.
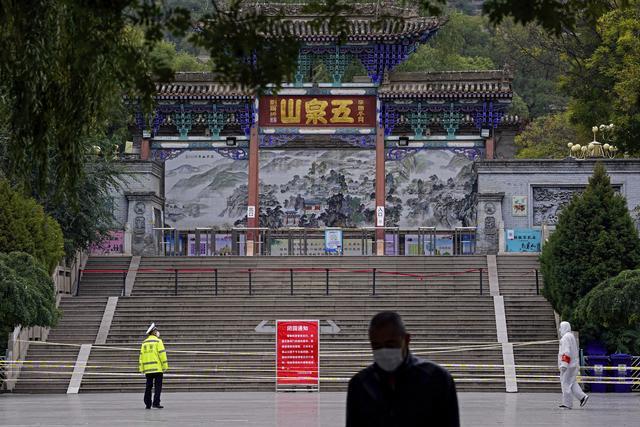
[246,240,255,257]
[376,240,384,256]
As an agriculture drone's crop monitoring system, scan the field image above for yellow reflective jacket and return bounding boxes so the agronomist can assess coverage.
[139,335,169,374]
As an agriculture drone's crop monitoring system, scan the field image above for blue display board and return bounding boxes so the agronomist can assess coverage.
[506,229,541,252]
[324,229,343,254]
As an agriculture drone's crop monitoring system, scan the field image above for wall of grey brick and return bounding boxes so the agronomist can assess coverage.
[477,159,640,231]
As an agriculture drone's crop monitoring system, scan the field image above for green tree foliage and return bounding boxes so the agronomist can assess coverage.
[398,12,496,72]
[540,163,640,319]
[0,98,126,257]
[398,11,568,118]
[150,40,211,72]
[490,20,569,116]
[563,1,640,154]
[1,0,635,192]
[0,252,60,354]
[574,269,640,354]
[0,1,186,195]
[0,180,64,273]
[36,151,121,257]
[515,112,585,158]
[481,0,630,35]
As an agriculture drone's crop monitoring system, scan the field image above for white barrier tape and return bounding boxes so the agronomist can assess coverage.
[15,339,560,357]
[0,360,558,370]
[2,370,638,385]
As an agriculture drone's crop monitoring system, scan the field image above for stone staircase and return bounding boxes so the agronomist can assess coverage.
[497,254,542,295]
[11,296,107,393]
[11,254,562,394]
[77,256,131,297]
[81,294,504,393]
[132,256,489,297]
[499,254,559,392]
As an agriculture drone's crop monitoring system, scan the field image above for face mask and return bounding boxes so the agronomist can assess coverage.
[373,347,404,372]
[154,331,160,338]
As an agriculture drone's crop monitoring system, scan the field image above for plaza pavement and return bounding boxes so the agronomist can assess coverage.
[1,392,639,426]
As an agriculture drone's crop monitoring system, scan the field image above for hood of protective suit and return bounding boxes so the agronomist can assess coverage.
[559,321,572,337]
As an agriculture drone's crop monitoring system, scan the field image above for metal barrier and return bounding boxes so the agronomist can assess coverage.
[81,266,486,297]
[151,226,478,257]
[633,356,640,392]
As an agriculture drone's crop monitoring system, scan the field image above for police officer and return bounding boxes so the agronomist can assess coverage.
[139,323,169,409]
[346,311,459,427]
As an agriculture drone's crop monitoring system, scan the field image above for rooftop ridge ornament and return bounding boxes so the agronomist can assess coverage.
[568,124,618,159]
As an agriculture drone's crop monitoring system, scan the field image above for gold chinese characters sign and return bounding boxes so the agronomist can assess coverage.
[259,96,377,128]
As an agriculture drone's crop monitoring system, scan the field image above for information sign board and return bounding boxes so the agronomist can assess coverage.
[506,228,541,252]
[259,96,377,128]
[324,229,343,254]
[276,320,320,390]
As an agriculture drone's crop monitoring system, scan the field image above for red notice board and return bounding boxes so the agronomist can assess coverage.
[276,320,320,390]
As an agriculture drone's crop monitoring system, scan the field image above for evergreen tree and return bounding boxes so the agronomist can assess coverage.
[574,269,640,354]
[540,163,640,319]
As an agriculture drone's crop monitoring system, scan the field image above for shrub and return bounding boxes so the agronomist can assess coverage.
[574,270,640,354]
[0,252,60,351]
[540,163,640,319]
[0,180,64,272]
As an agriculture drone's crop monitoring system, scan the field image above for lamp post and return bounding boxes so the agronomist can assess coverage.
[568,123,618,159]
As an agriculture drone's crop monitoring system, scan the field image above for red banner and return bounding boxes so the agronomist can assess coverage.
[259,96,376,127]
[276,320,320,387]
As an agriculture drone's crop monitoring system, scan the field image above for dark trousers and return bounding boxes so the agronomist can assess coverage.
[144,372,163,407]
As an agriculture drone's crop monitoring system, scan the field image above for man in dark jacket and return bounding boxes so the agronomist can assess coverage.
[346,311,459,427]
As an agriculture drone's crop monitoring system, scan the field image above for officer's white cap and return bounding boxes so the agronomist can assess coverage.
[146,323,157,335]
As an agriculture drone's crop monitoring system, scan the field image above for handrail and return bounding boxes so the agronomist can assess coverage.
[80,266,486,298]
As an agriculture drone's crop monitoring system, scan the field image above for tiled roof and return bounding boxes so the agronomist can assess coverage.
[273,17,441,42]
[156,74,251,99]
[378,70,513,100]
[236,1,442,43]
[156,69,513,100]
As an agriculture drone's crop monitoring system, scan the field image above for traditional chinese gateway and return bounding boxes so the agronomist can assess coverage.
[114,1,524,257]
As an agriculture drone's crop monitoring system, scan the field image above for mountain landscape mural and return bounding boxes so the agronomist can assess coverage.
[165,150,248,228]
[232,149,377,228]
[163,148,476,230]
[386,149,477,228]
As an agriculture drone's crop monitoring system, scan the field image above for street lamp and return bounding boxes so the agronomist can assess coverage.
[568,123,618,159]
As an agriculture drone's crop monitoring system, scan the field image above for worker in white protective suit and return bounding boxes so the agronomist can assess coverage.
[558,321,589,409]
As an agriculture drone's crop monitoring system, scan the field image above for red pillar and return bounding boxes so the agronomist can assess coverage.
[140,138,150,161]
[375,127,385,256]
[485,137,495,160]
[247,127,259,256]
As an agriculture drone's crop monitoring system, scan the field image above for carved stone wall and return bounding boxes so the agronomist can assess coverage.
[476,193,504,254]
[477,160,640,250]
[532,185,622,226]
[126,193,164,256]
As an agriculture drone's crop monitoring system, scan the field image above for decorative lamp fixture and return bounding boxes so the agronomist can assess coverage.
[568,124,617,159]
[225,136,237,147]
[397,136,410,147]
